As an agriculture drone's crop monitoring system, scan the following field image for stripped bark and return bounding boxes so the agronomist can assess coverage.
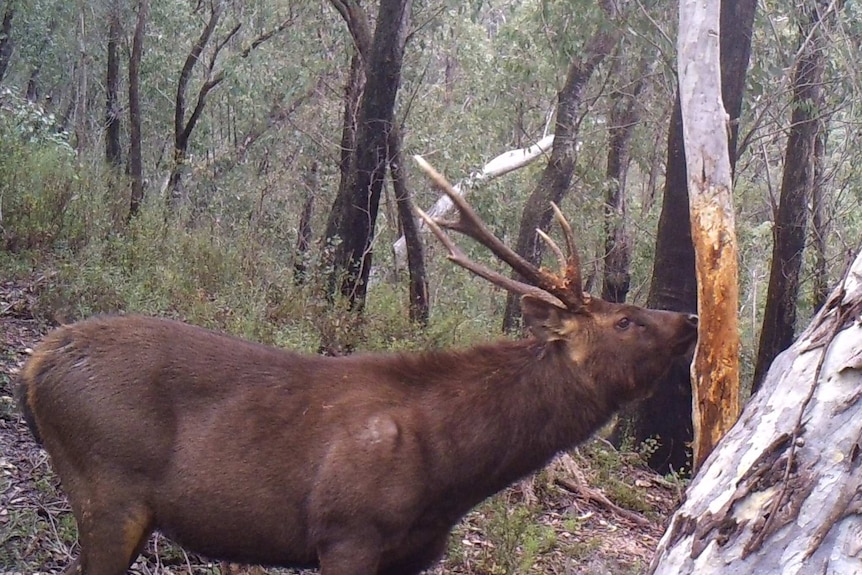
[632,0,755,475]
[678,0,740,468]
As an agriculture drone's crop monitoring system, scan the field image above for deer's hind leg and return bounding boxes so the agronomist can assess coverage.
[65,489,154,575]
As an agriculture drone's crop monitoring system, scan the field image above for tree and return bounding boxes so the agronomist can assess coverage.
[601,47,647,303]
[105,0,121,168]
[501,0,621,332]
[752,3,831,392]
[321,0,412,310]
[293,160,317,286]
[0,2,14,83]
[166,3,295,206]
[678,0,741,469]
[628,0,756,474]
[127,0,147,220]
[389,125,428,324]
[168,1,230,205]
[649,247,862,574]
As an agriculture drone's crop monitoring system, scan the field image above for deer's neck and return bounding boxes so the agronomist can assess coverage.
[407,339,615,505]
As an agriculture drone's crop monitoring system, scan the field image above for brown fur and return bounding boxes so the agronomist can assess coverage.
[18,297,696,575]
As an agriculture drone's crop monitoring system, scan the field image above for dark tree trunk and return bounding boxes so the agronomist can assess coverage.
[389,125,428,325]
[0,3,14,83]
[25,65,40,102]
[752,5,828,393]
[333,51,364,217]
[322,0,411,310]
[628,0,756,474]
[106,0,122,168]
[128,0,147,221]
[294,161,317,286]
[502,6,620,332]
[811,130,828,310]
[601,51,645,303]
[169,2,224,207]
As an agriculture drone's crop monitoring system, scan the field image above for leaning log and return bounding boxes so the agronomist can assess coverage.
[649,248,862,574]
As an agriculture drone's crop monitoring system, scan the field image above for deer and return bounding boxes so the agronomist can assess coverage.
[17,157,698,575]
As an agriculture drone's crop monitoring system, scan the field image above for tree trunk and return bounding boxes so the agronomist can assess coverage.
[678,0,741,470]
[650,248,862,574]
[0,3,14,83]
[332,50,364,232]
[74,8,89,152]
[601,50,645,303]
[25,64,40,102]
[810,130,828,310]
[169,1,224,206]
[628,0,755,474]
[105,0,122,168]
[389,126,428,325]
[294,161,316,287]
[752,4,829,393]
[501,0,620,332]
[127,0,147,221]
[322,0,411,310]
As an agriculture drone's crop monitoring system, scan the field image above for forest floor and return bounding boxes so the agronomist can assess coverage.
[0,277,683,575]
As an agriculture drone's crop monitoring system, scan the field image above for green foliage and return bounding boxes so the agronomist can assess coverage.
[459,496,559,575]
[584,442,655,516]
[0,98,122,254]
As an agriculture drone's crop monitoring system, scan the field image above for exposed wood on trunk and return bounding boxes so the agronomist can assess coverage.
[678,0,740,468]
[753,3,830,392]
[127,0,148,221]
[650,248,862,574]
[502,0,621,332]
[631,0,755,474]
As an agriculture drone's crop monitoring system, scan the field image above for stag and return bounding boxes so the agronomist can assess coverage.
[17,158,697,575]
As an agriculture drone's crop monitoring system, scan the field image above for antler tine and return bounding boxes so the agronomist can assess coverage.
[549,202,584,299]
[414,156,557,288]
[536,228,566,275]
[415,207,565,309]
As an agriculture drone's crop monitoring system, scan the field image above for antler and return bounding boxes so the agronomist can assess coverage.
[414,155,586,311]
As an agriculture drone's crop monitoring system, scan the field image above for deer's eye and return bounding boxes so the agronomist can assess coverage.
[616,317,632,330]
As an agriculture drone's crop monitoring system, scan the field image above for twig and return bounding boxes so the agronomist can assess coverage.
[554,476,651,527]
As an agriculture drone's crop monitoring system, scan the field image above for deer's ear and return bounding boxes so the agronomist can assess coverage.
[521,295,581,342]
